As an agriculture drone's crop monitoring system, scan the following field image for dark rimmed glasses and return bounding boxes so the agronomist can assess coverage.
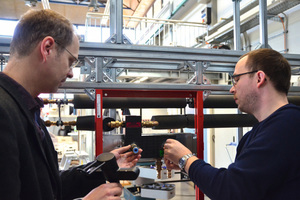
[55,41,80,69]
[230,70,258,85]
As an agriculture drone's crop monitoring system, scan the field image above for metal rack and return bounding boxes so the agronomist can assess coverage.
[1,37,300,93]
[94,89,205,199]
[57,41,300,93]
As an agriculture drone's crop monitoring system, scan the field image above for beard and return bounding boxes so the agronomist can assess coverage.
[238,89,258,114]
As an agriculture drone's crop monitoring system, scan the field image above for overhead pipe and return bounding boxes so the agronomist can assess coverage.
[71,94,300,109]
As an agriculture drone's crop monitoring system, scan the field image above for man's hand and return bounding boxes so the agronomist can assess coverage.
[111,145,143,168]
[163,139,192,169]
[83,183,122,200]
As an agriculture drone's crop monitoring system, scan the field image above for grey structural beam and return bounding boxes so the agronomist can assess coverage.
[2,37,300,67]
[59,81,300,93]
[78,42,244,64]
[233,0,242,51]
[60,82,233,91]
[108,0,123,44]
[233,0,243,142]
[259,0,269,48]
[2,37,300,92]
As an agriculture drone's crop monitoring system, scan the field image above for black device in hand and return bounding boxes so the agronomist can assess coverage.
[79,152,140,183]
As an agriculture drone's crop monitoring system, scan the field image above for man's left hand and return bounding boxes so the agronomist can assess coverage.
[111,145,143,168]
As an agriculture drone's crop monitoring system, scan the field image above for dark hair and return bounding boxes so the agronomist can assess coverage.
[10,9,74,57]
[241,48,291,94]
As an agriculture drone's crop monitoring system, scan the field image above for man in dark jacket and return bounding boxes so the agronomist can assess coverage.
[0,9,141,200]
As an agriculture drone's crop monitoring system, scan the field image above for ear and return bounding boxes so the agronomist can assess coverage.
[40,36,55,63]
[257,71,267,88]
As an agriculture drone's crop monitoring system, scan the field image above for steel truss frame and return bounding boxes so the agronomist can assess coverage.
[1,37,300,94]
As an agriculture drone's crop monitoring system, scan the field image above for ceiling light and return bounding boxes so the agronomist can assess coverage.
[24,0,37,7]
[88,0,100,12]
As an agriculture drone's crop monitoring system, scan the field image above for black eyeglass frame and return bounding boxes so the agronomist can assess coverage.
[54,40,80,69]
[230,70,258,85]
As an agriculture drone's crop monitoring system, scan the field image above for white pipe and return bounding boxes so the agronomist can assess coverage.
[41,0,51,9]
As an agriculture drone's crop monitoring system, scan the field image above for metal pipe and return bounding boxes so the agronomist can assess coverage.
[109,0,123,43]
[259,0,269,48]
[233,0,242,50]
[232,0,244,142]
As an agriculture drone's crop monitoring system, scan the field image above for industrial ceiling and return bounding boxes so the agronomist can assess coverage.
[0,0,155,25]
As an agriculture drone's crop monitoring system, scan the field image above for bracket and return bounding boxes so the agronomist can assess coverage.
[186,61,211,85]
[105,33,133,45]
[84,88,96,101]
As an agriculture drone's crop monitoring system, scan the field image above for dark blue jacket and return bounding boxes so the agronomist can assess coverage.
[189,104,300,200]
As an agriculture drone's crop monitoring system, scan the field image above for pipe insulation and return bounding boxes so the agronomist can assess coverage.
[73,94,300,109]
[76,116,95,131]
[73,94,187,109]
[75,114,258,131]
[202,95,300,108]
[151,114,258,129]
[203,95,237,108]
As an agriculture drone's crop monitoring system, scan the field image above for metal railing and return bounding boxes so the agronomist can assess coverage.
[85,13,207,47]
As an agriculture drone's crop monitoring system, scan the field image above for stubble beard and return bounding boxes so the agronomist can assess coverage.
[238,90,258,115]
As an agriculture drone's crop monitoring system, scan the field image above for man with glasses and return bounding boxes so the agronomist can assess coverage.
[164,48,300,199]
[0,9,142,200]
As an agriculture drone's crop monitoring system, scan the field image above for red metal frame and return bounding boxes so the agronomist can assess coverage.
[195,91,204,200]
[94,89,204,200]
[94,89,104,155]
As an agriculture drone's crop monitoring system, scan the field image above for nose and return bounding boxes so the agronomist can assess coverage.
[229,85,235,94]
[67,68,74,79]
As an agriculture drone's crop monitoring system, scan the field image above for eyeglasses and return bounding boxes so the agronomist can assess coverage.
[230,70,258,85]
[55,41,80,69]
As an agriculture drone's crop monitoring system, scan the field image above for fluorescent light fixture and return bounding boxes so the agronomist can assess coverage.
[24,0,37,7]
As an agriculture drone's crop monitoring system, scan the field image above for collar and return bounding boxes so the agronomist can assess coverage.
[0,72,44,114]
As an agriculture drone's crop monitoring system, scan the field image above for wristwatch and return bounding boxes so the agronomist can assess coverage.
[178,153,193,170]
